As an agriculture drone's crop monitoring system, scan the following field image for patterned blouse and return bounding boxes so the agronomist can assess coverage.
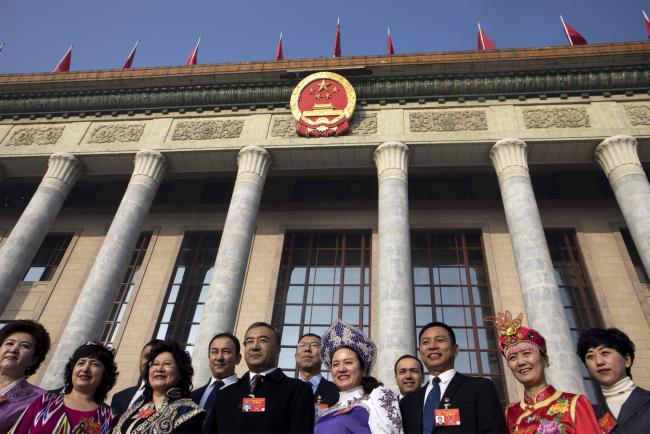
[506,385,601,434]
[112,395,204,434]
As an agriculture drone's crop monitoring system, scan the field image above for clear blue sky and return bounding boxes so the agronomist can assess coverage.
[1,0,649,74]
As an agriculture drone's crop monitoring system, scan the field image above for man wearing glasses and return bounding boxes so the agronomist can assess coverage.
[203,322,314,433]
[296,333,339,408]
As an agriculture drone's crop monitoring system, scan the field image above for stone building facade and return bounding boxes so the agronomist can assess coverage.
[1,41,649,404]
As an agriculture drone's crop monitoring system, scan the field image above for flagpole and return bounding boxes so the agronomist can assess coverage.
[0,42,5,52]
[53,45,73,72]
[643,10,649,22]
[560,15,573,46]
[478,21,486,51]
[128,40,139,58]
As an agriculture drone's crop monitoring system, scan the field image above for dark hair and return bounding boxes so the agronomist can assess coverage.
[143,340,194,400]
[418,322,456,346]
[0,320,51,377]
[299,333,321,342]
[394,354,424,376]
[245,322,280,346]
[209,332,241,355]
[335,346,382,395]
[63,343,118,404]
[577,328,635,377]
[144,338,164,349]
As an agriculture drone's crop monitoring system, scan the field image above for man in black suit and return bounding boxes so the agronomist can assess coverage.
[110,338,162,418]
[577,327,650,433]
[204,321,314,433]
[295,333,339,407]
[400,322,506,434]
[394,354,425,399]
[192,332,241,423]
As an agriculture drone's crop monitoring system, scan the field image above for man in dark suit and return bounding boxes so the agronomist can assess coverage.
[394,354,425,399]
[110,338,162,418]
[295,333,339,407]
[577,327,650,433]
[191,332,241,423]
[204,321,314,433]
[400,322,506,434]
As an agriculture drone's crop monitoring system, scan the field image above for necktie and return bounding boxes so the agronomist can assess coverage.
[250,374,262,395]
[203,380,224,410]
[422,377,441,434]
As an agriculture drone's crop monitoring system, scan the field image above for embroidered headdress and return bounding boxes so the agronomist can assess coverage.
[486,311,546,358]
[320,319,377,375]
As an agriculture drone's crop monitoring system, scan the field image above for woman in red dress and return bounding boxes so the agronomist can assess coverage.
[488,311,601,434]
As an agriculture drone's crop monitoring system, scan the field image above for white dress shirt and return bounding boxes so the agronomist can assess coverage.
[422,368,456,409]
[199,374,238,407]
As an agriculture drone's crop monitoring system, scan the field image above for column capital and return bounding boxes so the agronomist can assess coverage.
[489,138,529,184]
[374,141,410,183]
[131,150,169,188]
[41,153,84,195]
[236,146,271,185]
[594,134,645,183]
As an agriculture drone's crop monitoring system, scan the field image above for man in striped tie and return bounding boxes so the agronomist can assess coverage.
[399,321,507,433]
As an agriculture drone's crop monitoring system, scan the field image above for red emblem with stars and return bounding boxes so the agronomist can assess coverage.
[290,71,356,137]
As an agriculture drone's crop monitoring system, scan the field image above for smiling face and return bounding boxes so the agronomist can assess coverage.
[331,348,363,392]
[71,357,105,394]
[395,357,424,395]
[295,335,322,375]
[418,326,459,376]
[0,332,36,379]
[585,345,631,387]
[148,351,180,394]
[244,326,279,373]
[209,336,241,380]
[506,349,547,390]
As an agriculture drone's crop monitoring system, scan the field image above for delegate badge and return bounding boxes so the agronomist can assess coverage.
[242,397,266,412]
[290,71,356,137]
[434,408,461,426]
[598,412,617,434]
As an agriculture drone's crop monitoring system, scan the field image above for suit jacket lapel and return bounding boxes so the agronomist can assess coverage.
[617,388,650,426]
[440,372,465,406]
[414,384,426,433]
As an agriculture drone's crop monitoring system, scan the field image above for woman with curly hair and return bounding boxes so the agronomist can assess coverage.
[0,319,51,433]
[113,340,204,433]
[9,341,118,433]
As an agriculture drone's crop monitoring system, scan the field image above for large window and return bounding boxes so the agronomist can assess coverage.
[620,228,649,285]
[546,229,603,402]
[100,232,152,346]
[22,233,73,282]
[154,231,221,355]
[412,230,505,400]
[273,231,371,377]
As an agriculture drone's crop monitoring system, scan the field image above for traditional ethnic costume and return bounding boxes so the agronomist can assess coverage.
[8,391,115,434]
[0,377,45,433]
[112,392,204,434]
[315,320,403,434]
[488,311,601,434]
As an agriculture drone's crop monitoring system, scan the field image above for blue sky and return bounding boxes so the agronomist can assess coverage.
[1,0,649,74]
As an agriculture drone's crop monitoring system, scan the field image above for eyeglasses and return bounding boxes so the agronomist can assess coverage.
[150,360,176,369]
[297,342,321,349]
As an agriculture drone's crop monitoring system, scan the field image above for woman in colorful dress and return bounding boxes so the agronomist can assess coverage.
[0,320,51,433]
[487,311,601,434]
[315,319,403,434]
[10,341,118,433]
[113,340,204,433]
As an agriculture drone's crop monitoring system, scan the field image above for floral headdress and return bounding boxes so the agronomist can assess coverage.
[486,311,546,358]
[320,320,377,375]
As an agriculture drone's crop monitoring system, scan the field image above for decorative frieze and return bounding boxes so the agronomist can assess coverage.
[409,110,487,132]
[6,126,64,146]
[523,107,590,129]
[172,120,244,141]
[87,124,145,143]
[270,116,296,138]
[350,113,378,135]
[624,104,650,126]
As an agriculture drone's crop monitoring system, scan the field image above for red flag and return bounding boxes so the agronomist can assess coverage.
[186,37,201,65]
[477,22,496,51]
[387,27,395,55]
[54,45,72,72]
[333,17,341,58]
[560,16,587,45]
[643,10,650,40]
[122,40,139,69]
[275,32,284,61]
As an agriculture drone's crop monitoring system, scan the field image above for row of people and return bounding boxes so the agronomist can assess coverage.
[1,315,648,433]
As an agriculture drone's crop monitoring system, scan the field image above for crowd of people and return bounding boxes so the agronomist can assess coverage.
[0,315,648,433]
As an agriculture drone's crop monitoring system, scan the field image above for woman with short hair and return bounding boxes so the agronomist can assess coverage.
[0,319,51,433]
[10,341,118,433]
[113,340,204,433]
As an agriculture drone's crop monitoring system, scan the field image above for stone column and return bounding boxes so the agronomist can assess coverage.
[193,146,271,383]
[373,141,415,389]
[595,134,650,277]
[41,150,168,389]
[0,153,83,315]
[489,138,584,393]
